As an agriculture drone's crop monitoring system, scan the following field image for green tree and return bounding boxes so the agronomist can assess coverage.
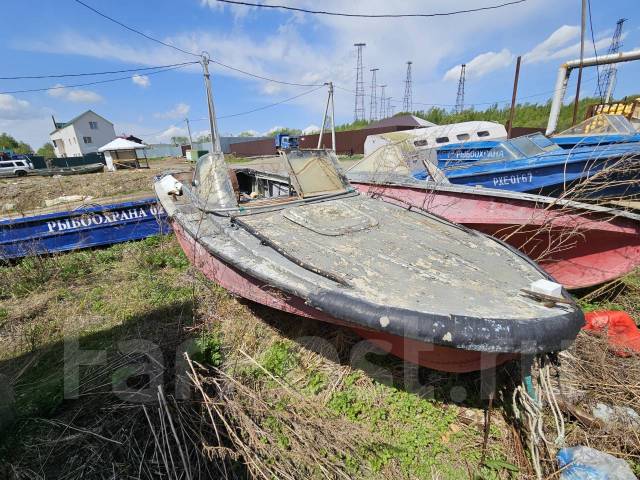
[0,132,33,154]
[267,128,302,138]
[36,142,55,158]
[170,136,189,145]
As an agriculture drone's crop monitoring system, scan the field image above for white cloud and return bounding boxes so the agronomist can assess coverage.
[156,125,188,142]
[132,74,150,88]
[443,48,514,81]
[66,90,103,103]
[302,124,320,134]
[0,94,34,120]
[523,25,579,63]
[238,129,260,136]
[20,0,557,120]
[522,24,617,64]
[47,84,103,103]
[263,125,285,136]
[155,102,190,119]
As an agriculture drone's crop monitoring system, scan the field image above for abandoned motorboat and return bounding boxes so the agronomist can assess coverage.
[0,195,170,260]
[347,143,640,289]
[552,114,640,149]
[434,133,640,199]
[155,148,584,372]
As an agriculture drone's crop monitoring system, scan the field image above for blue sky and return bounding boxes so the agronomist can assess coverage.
[1,0,639,149]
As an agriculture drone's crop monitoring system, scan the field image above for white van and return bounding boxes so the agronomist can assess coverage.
[0,158,34,177]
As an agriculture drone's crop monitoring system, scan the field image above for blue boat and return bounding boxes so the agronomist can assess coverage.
[552,114,640,149]
[431,133,640,198]
[0,197,171,260]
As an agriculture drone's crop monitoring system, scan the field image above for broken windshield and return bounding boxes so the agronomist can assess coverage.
[557,114,637,136]
[283,149,350,198]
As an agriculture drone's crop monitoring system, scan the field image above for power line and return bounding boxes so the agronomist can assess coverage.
[72,0,200,57]
[213,85,324,120]
[0,63,196,95]
[587,0,601,99]
[213,0,527,18]
[206,59,323,87]
[0,61,197,80]
[334,75,598,109]
[143,86,324,139]
[72,0,324,87]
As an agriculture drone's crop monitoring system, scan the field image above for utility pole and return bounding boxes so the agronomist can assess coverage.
[507,56,522,138]
[369,68,379,122]
[455,64,466,114]
[317,82,336,152]
[595,18,626,102]
[572,0,587,126]
[185,117,193,150]
[402,61,412,112]
[353,43,366,122]
[379,85,387,118]
[387,97,393,116]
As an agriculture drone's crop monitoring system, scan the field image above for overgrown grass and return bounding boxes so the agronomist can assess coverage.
[3,238,635,478]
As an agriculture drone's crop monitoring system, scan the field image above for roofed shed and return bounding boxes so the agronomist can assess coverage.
[98,138,149,171]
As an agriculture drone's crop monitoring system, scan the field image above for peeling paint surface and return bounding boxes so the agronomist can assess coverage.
[239,195,553,319]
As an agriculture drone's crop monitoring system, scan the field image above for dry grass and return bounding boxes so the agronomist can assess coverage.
[0,157,188,214]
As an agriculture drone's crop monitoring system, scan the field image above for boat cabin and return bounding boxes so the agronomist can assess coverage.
[193,149,352,211]
[436,133,561,168]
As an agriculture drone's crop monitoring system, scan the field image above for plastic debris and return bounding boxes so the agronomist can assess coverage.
[557,446,636,479]
[592,403,640,430]
[530,278,563,298]
[583,310,640,357]
[44,195,92,207]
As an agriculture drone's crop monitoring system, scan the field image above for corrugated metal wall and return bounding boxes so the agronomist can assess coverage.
[230,126,414,157]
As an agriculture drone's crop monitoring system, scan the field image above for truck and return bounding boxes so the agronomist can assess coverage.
[274,132,299,151]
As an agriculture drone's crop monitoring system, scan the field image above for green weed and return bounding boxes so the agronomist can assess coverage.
[193,331,224,368]
[260,341,298,378]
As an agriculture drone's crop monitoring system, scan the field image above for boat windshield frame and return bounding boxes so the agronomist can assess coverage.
[556,114,637,137]
[508,133,560,157]
[191,149,355,215]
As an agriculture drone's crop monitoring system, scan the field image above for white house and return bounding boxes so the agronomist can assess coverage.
[49,110,116,158]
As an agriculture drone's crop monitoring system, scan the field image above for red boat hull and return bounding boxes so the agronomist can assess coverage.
[173,222,515,373]
[352,182,640,289]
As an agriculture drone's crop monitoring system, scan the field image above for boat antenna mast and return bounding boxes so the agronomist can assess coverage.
[455,64,466,114]
[353,43,366,122]
[201,53,222,154]
[317,82,336,152]
[195,52,236,209]
[595,18,626,103]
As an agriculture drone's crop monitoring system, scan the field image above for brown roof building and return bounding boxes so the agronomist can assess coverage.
[229,115,435,157]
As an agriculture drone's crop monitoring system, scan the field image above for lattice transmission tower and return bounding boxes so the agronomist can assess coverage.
[369,68,379,122]
[455,64,466,114]
[402,61,412,112]
[595,18,626,102]
[379,85,387,118]
[353,43,366,122]
[387,97,393,116]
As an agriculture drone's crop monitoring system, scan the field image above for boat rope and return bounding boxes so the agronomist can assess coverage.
[512,355,566,479]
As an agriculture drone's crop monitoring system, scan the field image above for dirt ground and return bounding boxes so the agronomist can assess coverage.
[0,157,190,214]
[0,155,359,215]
